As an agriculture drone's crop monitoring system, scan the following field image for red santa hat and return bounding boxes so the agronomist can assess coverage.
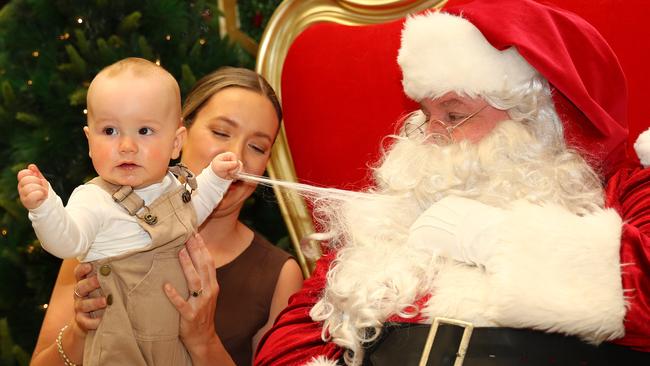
[397,0,629,179]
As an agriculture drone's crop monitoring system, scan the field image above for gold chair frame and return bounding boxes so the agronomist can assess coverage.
[256,0,446,278]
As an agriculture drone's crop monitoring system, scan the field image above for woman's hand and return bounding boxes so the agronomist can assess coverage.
[165,233,233,365]
[71,262,106,337]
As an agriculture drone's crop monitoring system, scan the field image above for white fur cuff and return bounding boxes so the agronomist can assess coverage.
[485,201,626,344]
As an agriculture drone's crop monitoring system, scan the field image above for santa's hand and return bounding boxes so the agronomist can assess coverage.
[17,164,50,210]
[406,195,506,266]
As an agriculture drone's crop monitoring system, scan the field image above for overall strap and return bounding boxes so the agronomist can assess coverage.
[169,163,197,203]
[86,177,145,216]
[169,163,197,190]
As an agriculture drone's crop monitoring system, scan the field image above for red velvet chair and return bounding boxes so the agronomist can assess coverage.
[256,0,650,277]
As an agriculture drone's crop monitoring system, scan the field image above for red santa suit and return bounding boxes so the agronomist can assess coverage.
[255,0,650,365]
[255,194,650,365]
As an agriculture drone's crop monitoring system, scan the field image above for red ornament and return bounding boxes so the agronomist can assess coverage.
[201,8,212,22]
[253,11,263,28]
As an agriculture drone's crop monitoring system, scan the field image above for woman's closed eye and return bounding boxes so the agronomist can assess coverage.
[249,143,267,154]
[212,130,230,138]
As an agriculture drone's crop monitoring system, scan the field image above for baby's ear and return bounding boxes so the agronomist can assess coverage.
[172,126,187,159]
[83,126,92,158]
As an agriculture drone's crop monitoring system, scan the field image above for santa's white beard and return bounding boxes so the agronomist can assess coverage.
[310,120,605,365]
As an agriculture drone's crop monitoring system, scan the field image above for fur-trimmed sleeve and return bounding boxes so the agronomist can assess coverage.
[254,252,344,366]
[606,166,650,350]
[483,201,626,344]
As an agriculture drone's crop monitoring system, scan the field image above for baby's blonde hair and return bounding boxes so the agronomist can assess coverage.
[87,57,181,119]
[98,57,170,78]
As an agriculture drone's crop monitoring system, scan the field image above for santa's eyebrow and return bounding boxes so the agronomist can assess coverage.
[440,98,466,108]
[420,97,472,113]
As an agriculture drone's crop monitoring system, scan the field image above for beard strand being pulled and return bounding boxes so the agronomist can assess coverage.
[309,120,604,365]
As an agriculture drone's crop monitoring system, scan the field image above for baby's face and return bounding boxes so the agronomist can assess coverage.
[84,72,184,188]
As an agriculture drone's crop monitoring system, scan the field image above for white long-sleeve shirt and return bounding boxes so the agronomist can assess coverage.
[28,166,230,262]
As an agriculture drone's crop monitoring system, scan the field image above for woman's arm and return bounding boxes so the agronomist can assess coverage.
[164,233,236,366]
[253,252,343,366]
[30,259,105,365]
[254,251,344,366]
[251,258,304,351]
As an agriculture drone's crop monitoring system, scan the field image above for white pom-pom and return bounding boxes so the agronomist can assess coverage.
[633,128,650,168]
[304,355,339,366]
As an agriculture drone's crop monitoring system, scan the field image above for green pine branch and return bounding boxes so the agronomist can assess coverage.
[0,0,287,355]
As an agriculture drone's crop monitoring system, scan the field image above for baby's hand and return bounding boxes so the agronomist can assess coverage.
[17,164,49,210]
[211,152,242,180]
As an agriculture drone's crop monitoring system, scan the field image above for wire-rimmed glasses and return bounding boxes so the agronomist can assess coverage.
[403,104,488,142]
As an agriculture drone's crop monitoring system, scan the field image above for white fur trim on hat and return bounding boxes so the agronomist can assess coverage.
[633,128,650,168]
[397,11,537,101]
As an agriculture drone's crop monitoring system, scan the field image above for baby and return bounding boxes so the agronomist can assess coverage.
[17,57,237,365]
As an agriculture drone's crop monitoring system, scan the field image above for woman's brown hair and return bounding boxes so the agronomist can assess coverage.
[182,67,282,127]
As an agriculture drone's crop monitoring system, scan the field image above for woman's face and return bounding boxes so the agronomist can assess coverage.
[181,87,280,217]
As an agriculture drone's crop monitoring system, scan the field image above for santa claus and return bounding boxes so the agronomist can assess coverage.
[254,0,650,365]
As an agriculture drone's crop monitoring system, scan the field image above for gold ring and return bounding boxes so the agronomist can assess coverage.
[73,287,83,298]
[191,288,203,297]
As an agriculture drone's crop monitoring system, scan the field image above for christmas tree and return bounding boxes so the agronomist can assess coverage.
[0,0,284,363]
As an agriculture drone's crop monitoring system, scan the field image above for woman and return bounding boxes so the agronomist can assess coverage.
[30,67,304,366]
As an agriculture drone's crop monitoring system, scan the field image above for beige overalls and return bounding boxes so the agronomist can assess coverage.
[83,166,197,366]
